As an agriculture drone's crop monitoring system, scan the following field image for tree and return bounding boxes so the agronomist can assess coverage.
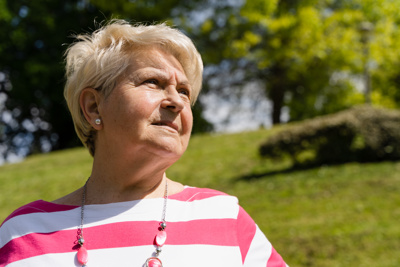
[194,0,400,125]
[0,1,110,162]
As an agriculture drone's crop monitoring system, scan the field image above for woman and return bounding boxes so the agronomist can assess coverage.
[0,20,288,267]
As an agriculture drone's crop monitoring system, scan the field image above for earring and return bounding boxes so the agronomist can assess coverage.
[95,118,101,125]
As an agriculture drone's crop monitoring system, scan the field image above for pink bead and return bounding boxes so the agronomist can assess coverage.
[77,246,88,264]
[155,230,167,246]
[147,257,162,267]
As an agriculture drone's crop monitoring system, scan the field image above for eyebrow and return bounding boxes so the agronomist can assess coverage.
[130,68,191,88]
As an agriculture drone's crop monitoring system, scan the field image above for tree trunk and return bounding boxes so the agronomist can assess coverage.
[270,86,285,124]
[267,65,287,125]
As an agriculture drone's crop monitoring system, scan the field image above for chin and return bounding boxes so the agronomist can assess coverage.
[148,140,186,157]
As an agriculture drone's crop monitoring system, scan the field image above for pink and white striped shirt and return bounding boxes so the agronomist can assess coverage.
[0,187,288,266]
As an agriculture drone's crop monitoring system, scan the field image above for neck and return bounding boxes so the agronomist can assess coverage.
[52,142,185,206]
[86,146,177,204]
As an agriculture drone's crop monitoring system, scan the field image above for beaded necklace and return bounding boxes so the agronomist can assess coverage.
[76,178,169,267]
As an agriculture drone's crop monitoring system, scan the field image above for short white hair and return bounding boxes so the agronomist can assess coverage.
[64,20,203,156]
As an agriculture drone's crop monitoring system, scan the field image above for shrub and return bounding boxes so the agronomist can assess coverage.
[259,105,400,166]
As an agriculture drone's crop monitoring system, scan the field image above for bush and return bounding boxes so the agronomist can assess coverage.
[259,105,400,166]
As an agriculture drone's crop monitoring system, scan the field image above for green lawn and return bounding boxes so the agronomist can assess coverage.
[1,129,399,266]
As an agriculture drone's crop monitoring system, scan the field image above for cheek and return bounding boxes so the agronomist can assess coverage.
[104,99,145,133]
[120,93,156,119]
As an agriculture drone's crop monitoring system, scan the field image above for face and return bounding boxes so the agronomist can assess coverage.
[96,47,193,161]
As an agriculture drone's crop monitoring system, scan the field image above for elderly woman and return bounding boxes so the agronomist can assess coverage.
[0,20,288,267]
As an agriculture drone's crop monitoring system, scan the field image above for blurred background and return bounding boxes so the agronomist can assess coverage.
[2,0,400,163]
[1,0,400,266]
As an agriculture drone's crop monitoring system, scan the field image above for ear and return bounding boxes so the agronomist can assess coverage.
[80,88,103,130]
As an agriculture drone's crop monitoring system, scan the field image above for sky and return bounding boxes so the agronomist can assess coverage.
[200,81,289,133]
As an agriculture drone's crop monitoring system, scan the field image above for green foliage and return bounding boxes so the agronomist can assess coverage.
[91,0,196,23]
[1,130,399,266]
[260,105,400,166]
[0,1,112,156]
[0,0,11,23]
[195,0,400,124]
[240,0,277,22]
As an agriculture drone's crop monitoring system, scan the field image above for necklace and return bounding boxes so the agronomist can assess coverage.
[76,178,169,267]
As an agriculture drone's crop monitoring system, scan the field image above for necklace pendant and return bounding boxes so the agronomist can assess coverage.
[77,246,89,265]
[155,230,167,246]
[145,257,163,267]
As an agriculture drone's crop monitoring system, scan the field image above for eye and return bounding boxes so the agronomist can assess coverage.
[143,79,159,85]
[178,88,191,98]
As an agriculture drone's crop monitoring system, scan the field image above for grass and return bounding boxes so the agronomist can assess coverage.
[1,128,399,266]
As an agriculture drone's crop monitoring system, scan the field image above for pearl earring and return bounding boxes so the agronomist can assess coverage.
[95,118,101,125]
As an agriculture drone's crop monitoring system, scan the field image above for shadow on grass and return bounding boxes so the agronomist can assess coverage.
[236,164,318,181]
[236,159,399,181]
[235,167,309,181]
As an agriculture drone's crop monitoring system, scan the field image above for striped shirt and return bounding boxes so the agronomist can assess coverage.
[0,187,288,266]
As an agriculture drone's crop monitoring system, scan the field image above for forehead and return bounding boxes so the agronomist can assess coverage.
[129,47,187,78]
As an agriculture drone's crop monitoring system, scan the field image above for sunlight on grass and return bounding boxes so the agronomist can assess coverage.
[1,129,399,266]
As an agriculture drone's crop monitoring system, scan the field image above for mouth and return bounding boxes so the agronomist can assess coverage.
[151,121,179,132]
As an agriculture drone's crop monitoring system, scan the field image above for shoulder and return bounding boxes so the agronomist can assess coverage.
[170,186,236,202]
[1,200,79,248]
[167,186,241,223]
[0,201,79,265]
[1,200,78,226]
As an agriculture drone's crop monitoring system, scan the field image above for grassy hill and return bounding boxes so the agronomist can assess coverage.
[1,129,399,266]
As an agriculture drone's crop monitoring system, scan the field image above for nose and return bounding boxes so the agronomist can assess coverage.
[161,86,185,113]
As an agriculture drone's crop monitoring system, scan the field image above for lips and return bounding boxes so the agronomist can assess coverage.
[151,121,179,132]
